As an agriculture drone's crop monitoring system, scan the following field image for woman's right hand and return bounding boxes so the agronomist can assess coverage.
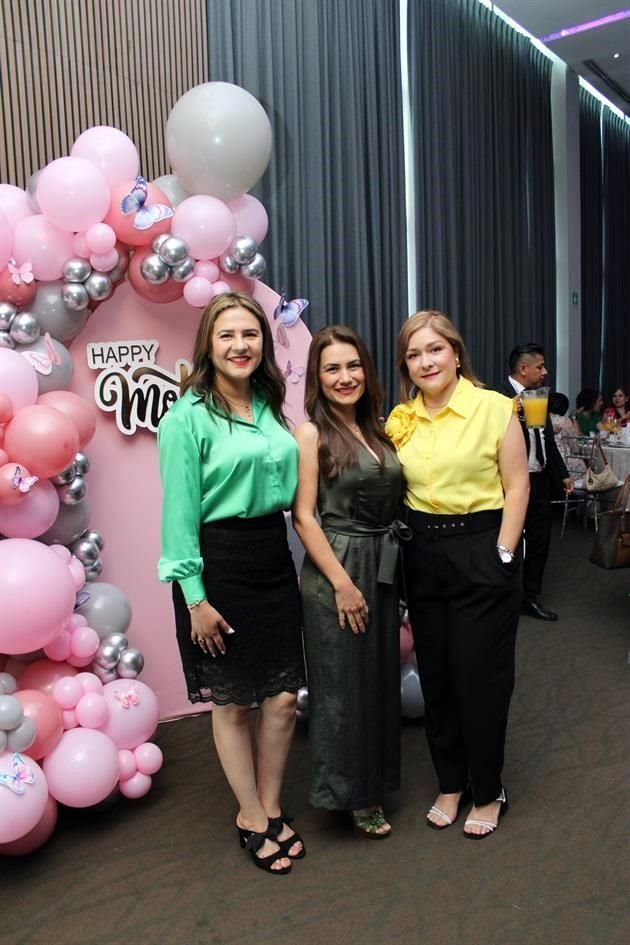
[190,601,234,656]
[334,578,368,634]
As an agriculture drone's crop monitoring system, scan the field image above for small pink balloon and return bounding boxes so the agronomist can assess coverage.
[37,156,111,233]
[84,222,116,254]
[0,478,59,539]
[194,260,220,281]
[0,462,30,506]
[72,233,89,258]
[118,771,152,799]
[227,194,269,244]
[75,672,104,695]
[69,626,99,660]
[0,449,8,466]
[68,555,86,592]
[43,728,119,807]
[52,675,83,709]
[71,126,140,189]
[0,392,13,424]
[134,741,163,776]
[172,195,236,260]
[90,248,119,272]
[0,348,39,412]
[12,214,75,281]
[75,692,108,728]
[66,652,94,668]
[0,793,57,855]
[118,748,137,781]
[211,280,232,297]
[44,629,72,662]
[0,751,48,843]
[37,391,97,450]
[62,709,78,729]
[49,544,72,563]
[66,614,88,630]
[183,276,214,308]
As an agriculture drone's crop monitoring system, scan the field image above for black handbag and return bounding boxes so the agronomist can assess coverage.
[589,476,630,569]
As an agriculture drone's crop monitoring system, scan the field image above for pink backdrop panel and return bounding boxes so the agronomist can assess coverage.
[68,280,310,719]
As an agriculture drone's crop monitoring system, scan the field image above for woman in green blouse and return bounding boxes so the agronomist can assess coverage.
[158,292,306,876]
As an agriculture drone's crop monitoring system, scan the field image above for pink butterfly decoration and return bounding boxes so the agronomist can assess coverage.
[11,465,38,494]
[275,324,290,349]
[120,176,173,231]
[113,684,140,709]
[7,258,34,286]
[0,753,36,796]
[283,360,305,384]
[19,332,61,376]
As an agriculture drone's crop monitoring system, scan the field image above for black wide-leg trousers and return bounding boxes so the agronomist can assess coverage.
[522,471,553,603]
[404,509,522,806]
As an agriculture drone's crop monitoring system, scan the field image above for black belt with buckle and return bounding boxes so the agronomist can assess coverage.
[406,508,502,538]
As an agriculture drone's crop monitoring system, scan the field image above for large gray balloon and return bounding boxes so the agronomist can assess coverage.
[33,284,89,342]
[16,335,73,393]
[38,498,92,545]
[7,716,36,752]
[152,174,191,208]
[75,582,132,639]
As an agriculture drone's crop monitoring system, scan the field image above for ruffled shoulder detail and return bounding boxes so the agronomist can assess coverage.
[385,403,419,451]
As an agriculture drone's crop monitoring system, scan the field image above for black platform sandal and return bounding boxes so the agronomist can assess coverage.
[267,811,306,860]
[236,822,292,874]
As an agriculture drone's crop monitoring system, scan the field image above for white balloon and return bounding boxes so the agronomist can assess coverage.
[152,174,191,208]
[166,82,273,201]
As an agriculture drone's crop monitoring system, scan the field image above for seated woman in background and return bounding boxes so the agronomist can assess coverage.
[603,386,630,428]
[574,389,604,436]
[549,392,583,482]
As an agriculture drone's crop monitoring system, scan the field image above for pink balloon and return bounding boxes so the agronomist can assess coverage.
[194,260,220,282]
[211,280,232,297]
[52,675,83,709]
[84,222,117,254]
[0,751,48,842]
[127,246,184,303]
[72,233,89,258]
[90,248,119,272]
[0,478,59,538]
[12,214,75,281]
[100,679,160,749]
[0,542,77,655]
[0,392,14,424]
[0,348,39,412]
[4,404,80,478]
[44,728,119,807]
[104,180,173,247]
[0,209,12,271]
[227,194,269,244]
[172,195,236,260]
[69,626,99,659]
[183,276,214,308]
[0,793,57,855]
[68,556,86,592]
[75,692,108,728]
[37,157,111,233]
[118,749,137,781]
[37,391,96,449]
[62,709,78,729]
[400,624,414,665]
[119,770,152,799]
[44,629,72,662]
[14,689,64,760]
[71,127,140,189]
[21,660,77,697]
[75,672,104,695]
[66,614,88,630]
[134,741,163,776]
[0,184,33,230]
[66,652,94,668]
[49,543,72,562]
[0,462,31,506]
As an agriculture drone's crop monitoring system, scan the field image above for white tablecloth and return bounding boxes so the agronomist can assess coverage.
[602,445,630,482]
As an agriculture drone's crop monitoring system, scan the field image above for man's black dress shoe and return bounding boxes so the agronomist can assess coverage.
[520,600,558,622]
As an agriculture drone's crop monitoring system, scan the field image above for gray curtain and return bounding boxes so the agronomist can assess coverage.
[408,0,556,389]
[579,89,604,391]
[206,0,408,407]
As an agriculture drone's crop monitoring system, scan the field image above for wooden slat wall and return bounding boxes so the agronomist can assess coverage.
[0,0,208,187]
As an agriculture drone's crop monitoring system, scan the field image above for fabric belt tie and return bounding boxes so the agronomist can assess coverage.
[320,514,412,584]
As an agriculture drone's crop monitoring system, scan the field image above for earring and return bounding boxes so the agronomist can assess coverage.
[456,357,461,368]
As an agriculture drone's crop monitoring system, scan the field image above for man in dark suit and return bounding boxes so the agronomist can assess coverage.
[502,344,573,621]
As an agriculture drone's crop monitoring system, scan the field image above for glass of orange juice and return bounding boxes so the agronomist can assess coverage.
[521,387,549,429]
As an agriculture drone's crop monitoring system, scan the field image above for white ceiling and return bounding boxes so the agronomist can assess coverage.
[492,0,630,114]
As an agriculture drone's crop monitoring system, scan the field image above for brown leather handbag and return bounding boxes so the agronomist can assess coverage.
[589,476,630,569]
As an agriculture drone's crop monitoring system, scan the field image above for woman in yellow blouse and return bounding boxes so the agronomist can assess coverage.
[386,311,529,839]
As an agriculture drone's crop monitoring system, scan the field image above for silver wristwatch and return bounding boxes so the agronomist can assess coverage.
[496,544,515,564]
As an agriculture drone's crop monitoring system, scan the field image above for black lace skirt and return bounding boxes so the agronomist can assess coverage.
[172,512,305,706]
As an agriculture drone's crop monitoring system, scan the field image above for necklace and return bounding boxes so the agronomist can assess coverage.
[224,394,253,419]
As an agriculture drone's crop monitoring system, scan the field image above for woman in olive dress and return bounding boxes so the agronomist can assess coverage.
[293,326,406,838]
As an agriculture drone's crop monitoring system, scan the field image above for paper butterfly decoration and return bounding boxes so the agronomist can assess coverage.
[7,258,34,285]
[74,590,91,610]
[283,360,305,384]
[0,753,36,795]
[11,465,38,494]
[113,683,140,709]
[273,291,309,328]
[19,332,61,376]
[275,324,290,349]
[120,176,174,231]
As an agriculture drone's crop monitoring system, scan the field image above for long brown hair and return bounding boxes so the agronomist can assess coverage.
[395,310,483,402]
[180,292,287,424]
[305,326,393,482]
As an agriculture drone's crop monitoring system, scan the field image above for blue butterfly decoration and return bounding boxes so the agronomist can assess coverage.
[273,291,309,328]
[120,176,174,231]
[0,753,36,795]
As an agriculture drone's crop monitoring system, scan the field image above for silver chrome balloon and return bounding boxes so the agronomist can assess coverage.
[140,253,169,285]
[9,311,40,345]
[57,475,87,506]
[117,648,145,678]
[241,253,266,280]
[71,537,100,566]
[158,235,188,266]
[63,257,92,284]
[50,463,77,486]
[83,528,104,550]
[171,256,195,282]
[231,235,258,264]
[92,663,118,684]
[0,302,17,331]
[73,451,91,476]
[95,642,121,670]
[62,281,90,312]
[101,632,129,653]
[0,331,16,349]
[83,560,103,580]
[151,233,169,254]
[85,272,113,302]
[219,252,240,275]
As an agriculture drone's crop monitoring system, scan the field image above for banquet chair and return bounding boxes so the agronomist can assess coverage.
[554,434,617,537]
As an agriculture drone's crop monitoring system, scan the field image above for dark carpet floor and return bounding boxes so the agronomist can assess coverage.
[1,516,628,945]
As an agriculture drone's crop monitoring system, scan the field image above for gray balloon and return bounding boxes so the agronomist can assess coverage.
[63,257,92,283]
[92,663,119,684]
[241,253,266,280]
[83,528,104,550]
[171,256,195,282]
[38,498,91,545]
[57,476,87,506]
[0,730,6,752]
[7,716,36,752]
[219,252,240,275]
[0,694,24,731]
[9,311,40,345]
[231,235,258,264]
[0,673,18,695]
[50,464,77,486]
[73,452,91,476]
[151,233,169,254]
[16,336,73,393]
[26,170,42,212]
[62,282,90,314]
[95,641,121,670]
[140,253,169,285]
[76,581,132,639]
[152,173,190,208]
[102,632,129,652]
[117,648,144,678]
[0,301,17,330]
[71,537,100,565]
[0,331,16,349]
[400,661,425,719]
[33,282,89,340]
[85,272,113,301]
[158,236,188,266]
[83,560,103,580]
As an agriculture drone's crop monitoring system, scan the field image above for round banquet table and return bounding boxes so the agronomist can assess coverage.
[601,444,630,482]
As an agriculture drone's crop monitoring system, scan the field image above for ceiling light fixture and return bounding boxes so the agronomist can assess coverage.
[540,9,630,43]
